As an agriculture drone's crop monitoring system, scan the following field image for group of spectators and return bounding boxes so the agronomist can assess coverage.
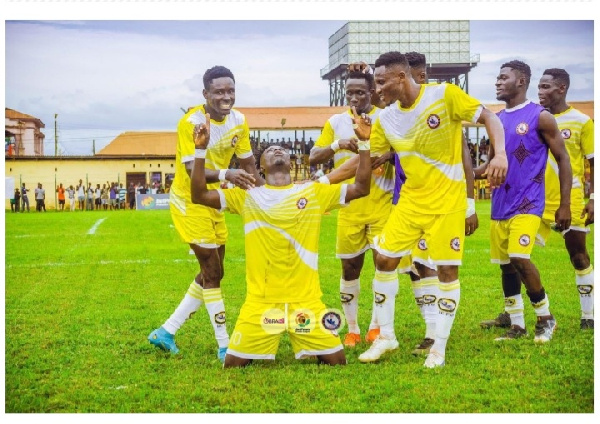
[10,182,48,212]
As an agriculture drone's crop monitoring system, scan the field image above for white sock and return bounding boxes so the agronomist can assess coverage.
[505,294,525,329]
[203,288,229,348]
[576,266,594,319]
[531,293,551,317]
[434,280,460,357]
[420,277,439,340]
[372,270,399,340]
[163,280,204,335]
[340,278,360,334]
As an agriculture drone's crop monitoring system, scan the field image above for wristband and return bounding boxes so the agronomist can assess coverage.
[318,176,330,184]
[590,193,594,200]
[330,140,340,152]
[219,169,227,183]
[357,140,370,151]
[194,149,206,159]
[466,198,476,218]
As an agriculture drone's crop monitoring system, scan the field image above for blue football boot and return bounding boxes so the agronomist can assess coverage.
[148,327,180,354]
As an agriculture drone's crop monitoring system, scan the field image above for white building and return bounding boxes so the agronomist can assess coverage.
[5,108,45,157]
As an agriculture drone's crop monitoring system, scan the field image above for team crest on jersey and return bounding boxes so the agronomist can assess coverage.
[519,234,531,246]
[450,237,461,252]
[214,311,226,325]
[427,114,441,129]
[516,122,529,135]
[418,239,428,250]
[561,129,572,139]
[321,311,342,331]
[231,135,239,147]
[340,293,354,303]
[296,197,308,209]
[577,285,593,295]
[374,292,386,304]
[438,298,457,313]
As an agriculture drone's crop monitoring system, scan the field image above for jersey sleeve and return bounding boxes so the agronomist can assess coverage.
[444,83,483,124]
[234,117,253,159]
[177,115,198,165]
[314,120,335,148]
[370,117,390,156]
[581,118,594,159]
[217,187,246,215]
[313,182,347,213]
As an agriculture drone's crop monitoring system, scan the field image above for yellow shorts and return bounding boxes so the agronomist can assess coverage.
[376,207,465,266]
[227,298,343,360]
[397,238,436,274]
[490,214,541,264]
[171,209,227,248]
[335,214,388,258]
[537,188,590,246]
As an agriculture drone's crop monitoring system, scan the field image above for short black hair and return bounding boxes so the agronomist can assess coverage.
[203,66,235,90]
[405,51,426,69]
[500,60,531,87]
[346,71,374,90]
[543,68,570,90]
[374,51,408,68]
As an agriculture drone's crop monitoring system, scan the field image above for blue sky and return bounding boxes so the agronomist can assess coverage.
[4,11,595,155]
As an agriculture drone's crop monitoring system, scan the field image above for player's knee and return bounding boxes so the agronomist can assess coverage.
[437,265,458,282]
[508,257,531,274]
[342,262,361,280]
[375,255,398,272]
[570,251,590,270]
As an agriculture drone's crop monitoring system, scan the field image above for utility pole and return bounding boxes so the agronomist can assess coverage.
[54,113,58,156]
[92,139,95,155]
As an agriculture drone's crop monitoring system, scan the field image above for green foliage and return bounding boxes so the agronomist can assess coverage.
[4,203,594,413]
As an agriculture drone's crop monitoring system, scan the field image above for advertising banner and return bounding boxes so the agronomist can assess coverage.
[136,193,170,210]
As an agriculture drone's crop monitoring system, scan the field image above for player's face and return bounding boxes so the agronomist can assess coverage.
[537,74,565,110]
[410,66,427,84]
[263,146,291,170]
[203,77,235,119]
[374,64,403,106]
[495,67,520,102]
[345,78,372,115]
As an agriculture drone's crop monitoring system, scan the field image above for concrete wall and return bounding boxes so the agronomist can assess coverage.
[5,156,176,210]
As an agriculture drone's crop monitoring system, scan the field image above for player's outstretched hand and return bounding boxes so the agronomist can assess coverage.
[582,198,594,226]
[226,169,256,190]
[555,204,572,232]
[486,151,507,189]
[371,151,392,169]
[338,138,359,153]
[351,106,372,141]
[347,61,371,74]
[193,113,211,149]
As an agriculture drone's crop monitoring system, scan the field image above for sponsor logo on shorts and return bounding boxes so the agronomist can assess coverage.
[450,237,461,251]
[231,135,239,147]
[519,234,531,246]
[504,298,516,307]
[427,114,441,129]
[561,128,572,139]
[516,122,529,135]
[578,284,593,295]
[422,294,436,305]
[214,311,226,325]
[263,317,285,325]
[438,298,457,313]
[260,308,286,334]
[374,292,386,304]
[296,197,308,209]
[418,239,428,251]
[294,312,313,334]
[340,293,354,303]
[321,311,342,331]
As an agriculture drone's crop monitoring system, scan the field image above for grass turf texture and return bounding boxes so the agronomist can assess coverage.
[4,201,594,413]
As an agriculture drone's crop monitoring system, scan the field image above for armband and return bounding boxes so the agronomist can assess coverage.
[466,198,476,218]
[590,193,594,200]
[357,140,370,151]
[330,140,340,152]
[219,169,227,183]
[194,149,206,159]
[318,176,330,185]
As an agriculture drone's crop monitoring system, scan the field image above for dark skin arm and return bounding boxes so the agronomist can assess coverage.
[582,158,594,225]
[538,110,572,230]
[309,139,358,166]
[463,135,479,236]
[344,107,372,201]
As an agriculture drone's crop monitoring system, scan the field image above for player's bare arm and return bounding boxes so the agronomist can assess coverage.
[539,110,573,230]
[309,139,359,166]
[477,108,507,189]
[582,158,594,225]
[190,115,223,209]
[344,107,372,202]
[463,136,479,236]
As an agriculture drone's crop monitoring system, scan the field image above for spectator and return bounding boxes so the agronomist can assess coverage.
[101,184,109,210]
[11,188,20,212]
[35,183,46,212]
[76,180,85,211]
[95,184,102,210]
[56,183,66,211]
[128,183,136,209]
[119,184,127,209]
[86,183,94,210]
[21,183,30,212]
[67,185,76,212]
[109,183,117,210]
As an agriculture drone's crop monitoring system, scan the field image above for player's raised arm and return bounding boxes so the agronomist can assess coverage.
[463,136,479,236]
[477,108,507,189]
[344,107,371,202]
[190,114,223,209]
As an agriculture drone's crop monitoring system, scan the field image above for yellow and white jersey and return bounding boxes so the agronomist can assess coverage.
[315,107,394,224]
[371,83,482,214]
[170,104,253,218]
[219,182,348,303]
[544,106,594,208]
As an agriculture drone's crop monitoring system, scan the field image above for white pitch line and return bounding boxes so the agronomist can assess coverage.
[87,218,107,235]
[6,258,198,269]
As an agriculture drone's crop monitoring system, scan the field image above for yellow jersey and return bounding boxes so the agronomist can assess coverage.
[170,104,253,218]
[315,107,394,223]
[219,182,347,303]
[544,106,594,208]
[371,83,482,214]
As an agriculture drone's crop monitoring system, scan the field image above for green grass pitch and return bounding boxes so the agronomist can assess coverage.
[4,201,594,413]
